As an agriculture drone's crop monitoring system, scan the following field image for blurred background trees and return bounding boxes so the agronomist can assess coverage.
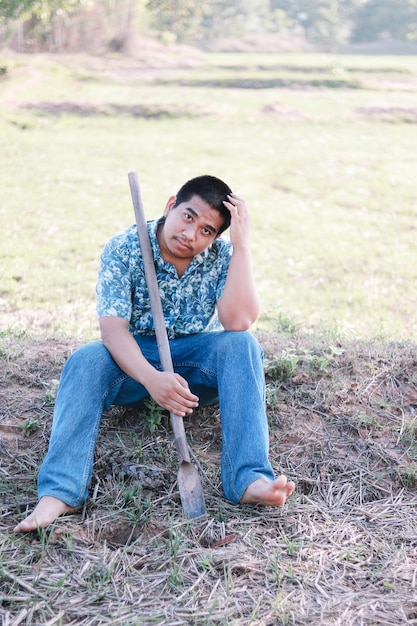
[350,0,417,43]
[0,0,416,52]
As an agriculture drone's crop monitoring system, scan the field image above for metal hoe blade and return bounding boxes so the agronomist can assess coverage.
[178,461,206,519]
[128,171,206,519]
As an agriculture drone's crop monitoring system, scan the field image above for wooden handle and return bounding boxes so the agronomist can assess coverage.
[128,172,190,462]
[128,171,173,373]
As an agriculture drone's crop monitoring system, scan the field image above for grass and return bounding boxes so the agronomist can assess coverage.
[1,50,417,338]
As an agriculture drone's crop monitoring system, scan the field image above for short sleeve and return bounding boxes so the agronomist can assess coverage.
[96,235,135,321]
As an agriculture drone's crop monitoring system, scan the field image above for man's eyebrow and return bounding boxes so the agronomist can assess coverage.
[185,207,217,235]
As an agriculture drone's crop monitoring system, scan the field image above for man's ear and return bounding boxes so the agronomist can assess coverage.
[163,195,177,217]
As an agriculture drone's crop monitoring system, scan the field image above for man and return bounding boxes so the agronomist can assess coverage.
[14,175,294,532]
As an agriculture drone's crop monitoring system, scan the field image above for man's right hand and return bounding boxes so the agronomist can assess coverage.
[145,370,199,417]
[100,316,199,417]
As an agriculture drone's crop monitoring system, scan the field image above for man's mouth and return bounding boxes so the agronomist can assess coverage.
[174,237,193,252]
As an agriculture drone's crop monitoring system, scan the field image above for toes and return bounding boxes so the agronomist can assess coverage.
[275,475,290,491]
[287,480,296,496]
[13,519,38,533]
[275,476,295,497]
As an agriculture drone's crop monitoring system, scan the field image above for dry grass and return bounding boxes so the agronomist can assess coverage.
[1,329,417,625]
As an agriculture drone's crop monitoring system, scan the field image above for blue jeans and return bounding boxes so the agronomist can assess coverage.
[38,331,274,505]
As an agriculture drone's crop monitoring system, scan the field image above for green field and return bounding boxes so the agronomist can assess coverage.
[1,50,417,339]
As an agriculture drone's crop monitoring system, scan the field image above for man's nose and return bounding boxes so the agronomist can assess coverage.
[183,224,197,241]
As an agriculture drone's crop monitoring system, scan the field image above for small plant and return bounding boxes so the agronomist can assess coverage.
[20,417,39,437]
[118,480,151,525]
[274,311,299,336]
[271,594,294,625]
[168,560,184,590]
[265,350,299,380]
[86,562,113,594]
[167,526,185,589]
[142,398,166,433]
[282,533,299,556]
[270,550,284,585]
[397,414,417,446]
[300,348,332,374]
[44,379,60,405]
[354,412,380,430]
[168,526,181,560]
[199,554,213,572]
[402,463,417,487]
[266,382,280,410]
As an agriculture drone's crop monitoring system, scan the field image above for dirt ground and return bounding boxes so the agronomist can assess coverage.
[1,330,417,624]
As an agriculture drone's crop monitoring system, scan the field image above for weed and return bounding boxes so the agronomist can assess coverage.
[299,348,332,374]
[119,482,151,525]
[142,398,166,433]
[266,382,280,410]
[199,554,213,572]
[270,594,294,625]
[354,412,381,430]
[397,414,417,446]
[223,561,232,594]
[44,378,59,404]
[401,463,417,487]
[125,498,151,525]
[282,533,299,556]
[168,560,184,589]
[20,417,39,437]
[265,350,299,380]
[0,328,27,340]
[167,526,185,589]
[271,550,284,584]
[87,562,113,594]
[168,526,181,560]
[261,309,299,336]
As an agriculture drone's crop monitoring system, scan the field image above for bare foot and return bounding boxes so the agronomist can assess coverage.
[13,496,79,533]
[240,475,295,507]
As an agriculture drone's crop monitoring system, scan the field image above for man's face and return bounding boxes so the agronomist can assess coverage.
[157,194,224,265]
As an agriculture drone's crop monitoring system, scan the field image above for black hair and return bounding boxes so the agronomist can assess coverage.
[174,175,232,234]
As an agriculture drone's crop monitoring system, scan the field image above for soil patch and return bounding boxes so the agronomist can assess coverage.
[1,330,417,624]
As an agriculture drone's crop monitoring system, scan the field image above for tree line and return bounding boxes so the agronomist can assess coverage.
[1,0,416,51]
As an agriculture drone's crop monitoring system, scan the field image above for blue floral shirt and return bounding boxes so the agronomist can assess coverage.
[96,218,232,338]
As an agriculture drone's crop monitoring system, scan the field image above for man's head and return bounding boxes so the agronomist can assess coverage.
[174,175,232,235]
[158,175,233,269]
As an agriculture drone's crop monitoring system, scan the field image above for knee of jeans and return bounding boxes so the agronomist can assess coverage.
[65,341,111,372]
[222,331,263,359]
